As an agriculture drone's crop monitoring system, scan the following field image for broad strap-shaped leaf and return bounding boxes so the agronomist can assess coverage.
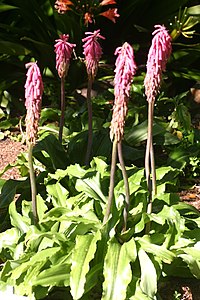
[70,231,101,300]
[138,248,157,299]
[102,238,137,300]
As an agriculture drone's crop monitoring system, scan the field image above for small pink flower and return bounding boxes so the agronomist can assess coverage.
[144,25,172,103]
[82,29,105,80]
[110,42,137,142]
[24,62,44,145]
[54,34,76,78]
[100,8,119,23]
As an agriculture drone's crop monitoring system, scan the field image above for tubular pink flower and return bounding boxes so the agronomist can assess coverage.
[25,62,44,145]
[110,42,137,142]
[54,34,76,78]
[144,25,172,103]
[82,29,105,80]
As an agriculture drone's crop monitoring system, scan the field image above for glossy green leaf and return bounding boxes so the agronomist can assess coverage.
[102,238,137,300]
[70,231,101,300]
[138,248,157,298]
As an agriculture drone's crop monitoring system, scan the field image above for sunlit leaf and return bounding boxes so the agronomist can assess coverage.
[70,231,101,300]
[102,238,137,300]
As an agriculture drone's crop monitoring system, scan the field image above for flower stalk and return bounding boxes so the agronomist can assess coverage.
[54,34,76,142]
[104,42,137,231]
[82,30,105,165]
[24,62,44,224]
[144,25,172,233]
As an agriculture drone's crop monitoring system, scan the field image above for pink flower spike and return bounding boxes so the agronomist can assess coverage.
[82,29,105,80]
[24,62,44,145]
[54,34,76,78]
[110,42,137,142]
[144,25,172,103]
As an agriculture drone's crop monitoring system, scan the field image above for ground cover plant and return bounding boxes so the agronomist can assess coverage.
[0,0,200,299]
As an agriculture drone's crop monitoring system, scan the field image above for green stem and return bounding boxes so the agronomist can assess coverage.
[59,76,65,143]
[103,139,117,225]
[117,140,130,232]
[145,101,155,234]
[28,143,38,224]
[85,78,93,165]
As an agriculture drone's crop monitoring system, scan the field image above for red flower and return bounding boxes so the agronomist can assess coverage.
[55,0,73,14]
[100,0,117,6]
[100,8,119,23]
[84,12,94,26]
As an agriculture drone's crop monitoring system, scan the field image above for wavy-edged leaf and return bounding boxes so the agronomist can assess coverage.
[33,263,70,287]
[136,237,175,263]
[102,238,137,300]
[70,231,101,300]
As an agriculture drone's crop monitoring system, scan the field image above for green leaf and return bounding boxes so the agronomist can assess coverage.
[138,249,157,298]
[0,179,29,209]
[33,134,69,170]
[70,231,101,300]
[0,41,31,56]
[46,182,69,207]
[178,245,200,279]
[33,263,70,287]
[0,4,18,12]
[37,195,48,221]
[136,237,175,263]
[75,172,107,203]
[187,5,200,16]
[9,201,30,233]
[0,228,20,251]
[10,247,60,281]
[102,238,137,300]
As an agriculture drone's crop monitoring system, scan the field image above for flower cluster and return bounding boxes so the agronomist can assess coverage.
[24,62,44,145]
[110,42,137,142]
[54,34,76,78]
[82,29,105,80]
[54,0,119,26]
[144,25,172,103]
